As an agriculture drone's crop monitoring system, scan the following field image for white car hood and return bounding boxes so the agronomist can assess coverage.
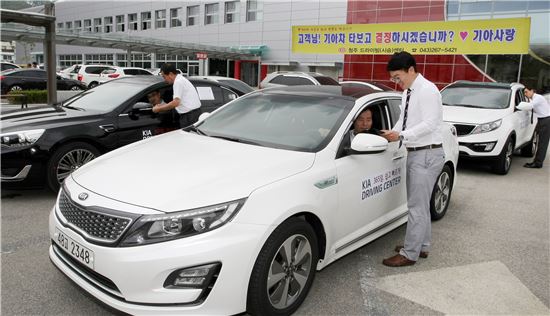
[442,106,508,124]
[71,131,315,212]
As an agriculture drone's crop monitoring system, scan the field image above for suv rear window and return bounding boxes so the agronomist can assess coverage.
[271,75,314,86]
[313,76,340,86]
[85,66,112,74]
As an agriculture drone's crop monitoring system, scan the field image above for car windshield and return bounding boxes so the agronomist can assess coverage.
[197,92,353,152]
[441,87,511,109]
[61,81,148,112]
[218,79,254,94]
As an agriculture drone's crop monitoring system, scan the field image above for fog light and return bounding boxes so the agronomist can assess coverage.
[164,262,221,289]
[468,141,497,152]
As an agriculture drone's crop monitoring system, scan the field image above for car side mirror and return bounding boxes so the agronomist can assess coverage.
[346,134,388,154]
[516,101,533,111]
[130,102,154,120]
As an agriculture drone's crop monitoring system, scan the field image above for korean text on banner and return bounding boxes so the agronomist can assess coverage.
[292,18,530,55]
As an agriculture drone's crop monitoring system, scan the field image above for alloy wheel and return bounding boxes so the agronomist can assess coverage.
[56,148,96,183]
[505,141,513,171]
[433,171,450,215]
[267,234,312,310]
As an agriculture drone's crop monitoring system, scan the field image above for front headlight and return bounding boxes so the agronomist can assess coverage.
[471,119,502,134]
[0,129,45,148]
[119,198,246,247]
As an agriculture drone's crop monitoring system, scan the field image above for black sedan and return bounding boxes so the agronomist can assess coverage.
[1,76,240,191]
[0,69,87,95]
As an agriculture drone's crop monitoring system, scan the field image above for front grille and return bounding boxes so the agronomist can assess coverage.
[453,124,476,136]
[52,242,122,297]
[58,192,133,244]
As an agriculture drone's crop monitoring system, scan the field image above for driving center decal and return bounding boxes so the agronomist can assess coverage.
[361,166,402,200]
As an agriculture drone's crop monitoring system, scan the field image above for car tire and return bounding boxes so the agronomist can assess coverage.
[88,82,98,89]
[10,85,23,92]
[492,136,514,175]
[520,130,538,157]
[430,164,453,221]
[247,217,319,316]
[46,142,100,192]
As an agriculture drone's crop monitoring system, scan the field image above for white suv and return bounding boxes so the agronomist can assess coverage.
[98,66,153,84]
[69,64,115,88]
[259,71,340,89]
[441,81,537,174]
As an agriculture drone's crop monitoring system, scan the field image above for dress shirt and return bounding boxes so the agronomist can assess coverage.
[393,74,443,147]
[173,74,201,114]
[529,93,550,118]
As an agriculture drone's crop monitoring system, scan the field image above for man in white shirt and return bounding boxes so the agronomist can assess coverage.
[524,86,550,168]
[380,51,444,267]
[153,63,202,128]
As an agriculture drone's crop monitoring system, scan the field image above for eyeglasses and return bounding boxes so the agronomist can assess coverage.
[389,76,401,83]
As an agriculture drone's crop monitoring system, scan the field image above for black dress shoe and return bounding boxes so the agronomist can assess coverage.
[524,162,543,168]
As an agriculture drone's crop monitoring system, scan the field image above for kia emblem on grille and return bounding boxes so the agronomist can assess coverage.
[78,193,89,201]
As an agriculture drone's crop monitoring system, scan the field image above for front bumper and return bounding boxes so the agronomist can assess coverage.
[1,145,49,188]
[456,131,504,159]
[49,206,269,315]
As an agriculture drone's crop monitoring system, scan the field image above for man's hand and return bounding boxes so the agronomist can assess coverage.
[152,104,162,113]
[381,130,400,142]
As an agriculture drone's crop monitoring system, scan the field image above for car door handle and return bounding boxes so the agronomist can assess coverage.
[99,124,116,132]
[392,154,405,161]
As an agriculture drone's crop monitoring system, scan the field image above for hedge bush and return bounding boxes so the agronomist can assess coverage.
[6,90,48,104]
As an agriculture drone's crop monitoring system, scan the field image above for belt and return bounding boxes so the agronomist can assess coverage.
[406,143,442,151]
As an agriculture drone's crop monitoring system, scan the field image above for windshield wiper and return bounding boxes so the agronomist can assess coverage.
[453,103,486,109]
[209,135,263,146]
[185,125,208,136]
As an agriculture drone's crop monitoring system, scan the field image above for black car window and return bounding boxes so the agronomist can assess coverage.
[85,66,112,74]
[514,89,524,107]
[62,81,163,113]
[313,76,340,86]
[138,69,152,75]
[269,75,314,86]
[124,69,139,75]
[221,87,238,103]
[218,79,254,94]
[22,70,46,78]
[387,98,402,127]
[1,64,18,71]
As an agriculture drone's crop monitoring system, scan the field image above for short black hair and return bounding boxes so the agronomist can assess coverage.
[387,51,417,72]
[160,63,178,75]
[523,84,536,91]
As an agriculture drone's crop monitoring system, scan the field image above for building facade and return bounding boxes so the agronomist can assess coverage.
[15,0,550,92]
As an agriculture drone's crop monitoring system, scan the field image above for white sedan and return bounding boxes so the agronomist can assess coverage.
[49,85,458,315]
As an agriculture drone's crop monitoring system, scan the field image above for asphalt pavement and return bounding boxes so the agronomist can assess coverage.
[1,153,549,315]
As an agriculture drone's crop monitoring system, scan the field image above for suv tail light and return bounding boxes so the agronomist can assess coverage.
[108,74,120,78]
[77,74,83,81]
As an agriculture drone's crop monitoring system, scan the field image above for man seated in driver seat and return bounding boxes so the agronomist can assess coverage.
[147,90,178,130]
[349,108,381,142]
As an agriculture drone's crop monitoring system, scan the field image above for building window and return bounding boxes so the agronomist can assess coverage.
[93,18,102,33]
[84,19,92,32]
[74,20,82,33]
[141,11,152,30]
[84,54,114,65]
[59,54,83,68]
[116,15,125,32]
[65,21,72,32]
[170,8,182,27]
[155,9,166,28]
[225,1,240,23]
[187,5,199,26]
[128,13,138,31]
[246,0,262,22]
[104,16,113,33]
[205,3,219,25]
[57,22,63,29]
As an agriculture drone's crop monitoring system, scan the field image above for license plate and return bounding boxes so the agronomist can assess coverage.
[55,228,94,270]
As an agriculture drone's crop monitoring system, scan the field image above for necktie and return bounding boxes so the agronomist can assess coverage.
[399,88,412,148]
